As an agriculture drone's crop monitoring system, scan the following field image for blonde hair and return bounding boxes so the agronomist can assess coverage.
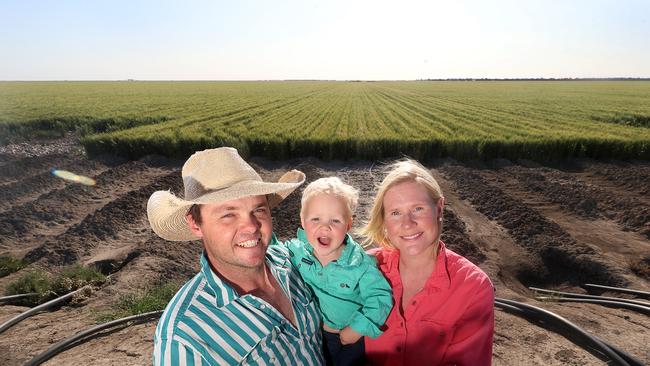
[300,177,359,220]
[360,159,443,249]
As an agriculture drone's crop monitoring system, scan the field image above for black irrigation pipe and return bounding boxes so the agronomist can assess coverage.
[495,298,643,366]
[583,283,650,299]
[0,285,91,335]
[24,310,163,366]
[529,287,650,308]
[0,292,38,304]
[536,296,650,316]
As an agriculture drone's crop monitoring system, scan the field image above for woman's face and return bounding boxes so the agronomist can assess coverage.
[382,180,444,258]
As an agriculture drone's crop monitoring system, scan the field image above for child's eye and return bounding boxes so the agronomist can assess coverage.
[310,217,320,222]
[332,219,341,224]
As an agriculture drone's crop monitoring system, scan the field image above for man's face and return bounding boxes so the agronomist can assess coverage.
[187,195,273,273]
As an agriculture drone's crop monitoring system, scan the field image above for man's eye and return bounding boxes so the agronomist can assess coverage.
[221,213,235,219]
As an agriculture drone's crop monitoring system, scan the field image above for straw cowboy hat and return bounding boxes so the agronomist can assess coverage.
[147,147,305,241]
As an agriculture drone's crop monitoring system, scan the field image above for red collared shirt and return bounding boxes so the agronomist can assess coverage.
[365,241,494,366]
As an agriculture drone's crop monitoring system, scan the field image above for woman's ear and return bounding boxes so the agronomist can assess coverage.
[437,196,445,219]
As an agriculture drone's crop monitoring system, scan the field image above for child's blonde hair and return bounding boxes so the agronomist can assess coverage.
[300,177,359,220]
[360,159,443,249]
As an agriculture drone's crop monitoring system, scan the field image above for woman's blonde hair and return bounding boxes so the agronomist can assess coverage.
[300,176,359,220]
[360,159,443,249]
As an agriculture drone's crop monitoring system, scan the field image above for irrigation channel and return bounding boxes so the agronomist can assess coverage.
[0,282,645,365]
[0,136,648,365]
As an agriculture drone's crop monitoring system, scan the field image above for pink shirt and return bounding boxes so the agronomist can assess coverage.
[365,241,494,366]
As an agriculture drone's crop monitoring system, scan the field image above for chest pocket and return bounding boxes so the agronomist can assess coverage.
[326,271,361,299]
[419,318,457,364]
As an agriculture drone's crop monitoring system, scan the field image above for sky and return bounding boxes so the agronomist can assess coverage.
[1,0,649,80]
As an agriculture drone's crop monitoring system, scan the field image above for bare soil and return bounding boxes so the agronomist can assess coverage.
[0,137,648,365]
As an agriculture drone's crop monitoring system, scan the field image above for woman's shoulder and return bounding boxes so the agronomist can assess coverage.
[364,247,397,268]
[442,245,492,288]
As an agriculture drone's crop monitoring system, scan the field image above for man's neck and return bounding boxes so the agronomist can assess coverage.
[208,260,271,295]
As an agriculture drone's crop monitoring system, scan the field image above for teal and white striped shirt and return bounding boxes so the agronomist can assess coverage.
[153,241,324,365]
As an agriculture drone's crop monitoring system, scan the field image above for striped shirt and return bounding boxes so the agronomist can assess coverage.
[153,242,324,365]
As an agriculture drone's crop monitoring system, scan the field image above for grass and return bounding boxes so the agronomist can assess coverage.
[0,256,27,277]
[96,282,179,322]
[2,81,649,161]
[4,265,106,307]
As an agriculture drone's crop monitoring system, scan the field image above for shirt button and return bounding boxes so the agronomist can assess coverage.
[412,300,417,305]
[260,304,266,309]
[396,346,402,352]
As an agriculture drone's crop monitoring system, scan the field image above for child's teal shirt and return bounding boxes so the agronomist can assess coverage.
[284,228,392,338]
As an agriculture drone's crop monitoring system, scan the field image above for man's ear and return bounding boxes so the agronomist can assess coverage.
[186,213,204,238]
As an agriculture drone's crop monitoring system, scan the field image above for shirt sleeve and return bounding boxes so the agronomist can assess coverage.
[154,338,207,366]
[348,262,393,338]
[441,277,495,366]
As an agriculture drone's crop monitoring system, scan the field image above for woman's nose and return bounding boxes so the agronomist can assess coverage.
[402,212,416,227]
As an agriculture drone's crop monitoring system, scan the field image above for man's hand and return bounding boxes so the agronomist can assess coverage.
[339,326,362,345]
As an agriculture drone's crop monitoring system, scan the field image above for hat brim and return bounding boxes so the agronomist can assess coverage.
[147,170,305,241]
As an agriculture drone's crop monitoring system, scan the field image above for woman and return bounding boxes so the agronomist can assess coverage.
[361,159,494,366]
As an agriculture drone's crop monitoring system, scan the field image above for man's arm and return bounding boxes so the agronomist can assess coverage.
[154,338,208,366]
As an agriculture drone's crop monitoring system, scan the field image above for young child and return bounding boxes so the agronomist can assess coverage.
[285,177,392,366]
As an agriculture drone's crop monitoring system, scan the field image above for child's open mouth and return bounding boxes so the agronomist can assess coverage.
[317,236,331,246]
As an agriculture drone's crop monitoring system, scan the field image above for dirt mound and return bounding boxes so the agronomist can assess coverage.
[0,138,648,365]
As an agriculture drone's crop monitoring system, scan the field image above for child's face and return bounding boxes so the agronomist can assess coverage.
[301,194,352,262]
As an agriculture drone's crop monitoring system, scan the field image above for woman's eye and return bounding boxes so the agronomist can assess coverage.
[390,211,400,217]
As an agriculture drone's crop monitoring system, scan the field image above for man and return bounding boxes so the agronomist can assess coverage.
[147,147,324,365]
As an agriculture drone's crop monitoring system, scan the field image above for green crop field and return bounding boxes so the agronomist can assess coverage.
[1,81,649,161]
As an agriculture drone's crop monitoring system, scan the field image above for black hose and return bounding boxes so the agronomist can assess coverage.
[0,285,91,335]
[24,310,163,366]
[495,298,641,366]
[0,293,38,304]
[535,296,650,316]
[529,287,650,307]
[583,283,650,299]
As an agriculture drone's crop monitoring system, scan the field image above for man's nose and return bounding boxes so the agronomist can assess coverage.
[240,213,261,231]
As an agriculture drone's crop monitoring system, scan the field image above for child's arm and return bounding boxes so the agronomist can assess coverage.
[345,260,393,340]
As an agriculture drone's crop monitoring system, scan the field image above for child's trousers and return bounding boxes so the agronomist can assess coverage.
[322,330,365,366]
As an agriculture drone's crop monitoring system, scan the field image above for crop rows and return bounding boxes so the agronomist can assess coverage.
[2,81,649,161]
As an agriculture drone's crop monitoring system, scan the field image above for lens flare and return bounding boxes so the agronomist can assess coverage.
[51,169,96,186]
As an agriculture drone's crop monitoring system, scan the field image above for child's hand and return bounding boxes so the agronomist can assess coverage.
[339,326,362,345]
